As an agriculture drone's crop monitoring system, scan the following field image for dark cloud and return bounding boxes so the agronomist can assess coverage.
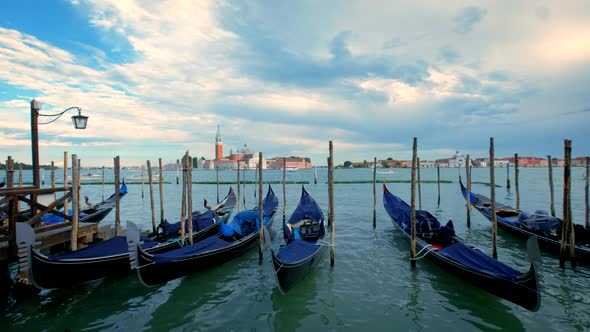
[219,5,430,88]
[454,7,487,33]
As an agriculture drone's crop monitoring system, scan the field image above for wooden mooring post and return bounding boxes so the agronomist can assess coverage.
[417,157,422,210]
[490,138,498,259]
[437,165,441,206]
[216,165,220,203]
[141,164,145,199]
[147,160,156,235]
[180,154,187,245]
[50,161,55,188]
[63,152,68,219]
[237,160,241,212]
[70,154,79,251]
[176,159,180,185]
[560,140,573,268]
[187,153,193,245]
[410,138,417,268]
[506,162,511,189]
[258,152,264,261]
[373,157,377,229]
[283,158,286,223]
[586,157,589,230]
[466,154,471,228]
[314,166,318,185]
[101,165,105,201]
[548,155,555,217]
[159,158,165,224]
[114,156,121,236]
[329,141,335,267]
[515,153,520,210]
[243,164,246,208]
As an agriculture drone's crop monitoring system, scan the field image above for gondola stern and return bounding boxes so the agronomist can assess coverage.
[126,221,140,271]
[16,222,45,290]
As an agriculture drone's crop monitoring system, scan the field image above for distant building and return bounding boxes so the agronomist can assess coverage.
[572,157,587,167]
[435,158,450,168]
[243,153,267,169]
[420,160,436,168]
[269,157,312,169]
[215,125,223,161]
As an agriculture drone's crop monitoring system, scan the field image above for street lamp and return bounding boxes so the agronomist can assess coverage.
[30,99,89,188]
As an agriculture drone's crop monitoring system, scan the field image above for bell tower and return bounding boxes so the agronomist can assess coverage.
[215,124,223,160]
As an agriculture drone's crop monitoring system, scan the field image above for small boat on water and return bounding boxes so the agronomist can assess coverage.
[460,179,590,266]
[17,187,236,289]
[285,167,298,172]
[125,173,160,182]
[383,184,541,311]
[130,185,279,287]
[0,178,5,188]
[272,186,327,293]
[40,182,129,225]
[68,173,102,182]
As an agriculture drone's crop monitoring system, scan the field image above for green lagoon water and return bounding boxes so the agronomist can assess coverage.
[2,167,589,331]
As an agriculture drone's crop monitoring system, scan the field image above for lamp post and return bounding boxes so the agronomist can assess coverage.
[30,99,88,214]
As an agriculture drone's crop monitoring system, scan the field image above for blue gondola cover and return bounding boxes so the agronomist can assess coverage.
[276,239,320,264]
[437,242,521,281]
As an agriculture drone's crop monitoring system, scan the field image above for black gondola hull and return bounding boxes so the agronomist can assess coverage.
[390,217,540,311]
[30,222,222,289]
[460,181,590,266]
[137,216,276,287]
[271,243,326,293]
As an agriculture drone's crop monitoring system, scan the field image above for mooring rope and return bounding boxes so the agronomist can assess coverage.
[411,244,436,260]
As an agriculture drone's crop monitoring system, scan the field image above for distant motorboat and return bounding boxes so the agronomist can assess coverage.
[377,170,395,174]
[285,167,298,172]
[126,173,160,182]
[68,173,102,181]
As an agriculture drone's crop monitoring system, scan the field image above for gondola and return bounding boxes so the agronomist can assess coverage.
[383,184,541,311]
[130,185,279,287]
[460,179,590,266]
[0,178,5,188]
[39,182,129,225]
[272,186,327,293]
[16,187,236,289]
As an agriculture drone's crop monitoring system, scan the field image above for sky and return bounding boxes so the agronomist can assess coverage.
[0,0,589,167]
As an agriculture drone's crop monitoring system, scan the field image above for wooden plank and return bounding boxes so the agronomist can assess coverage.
[0,187,67,196]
